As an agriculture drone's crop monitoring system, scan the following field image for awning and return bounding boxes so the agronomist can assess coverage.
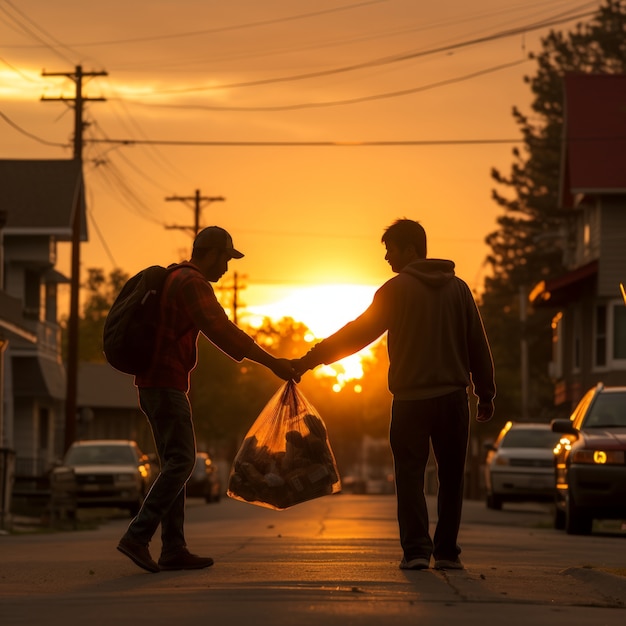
[530,260,598,308]
[44,268,70,284]
[12,355,66,400]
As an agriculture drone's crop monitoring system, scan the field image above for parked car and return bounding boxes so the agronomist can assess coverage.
[52,439,154,516]
[484,421,560,510]
[551,384,626,535]
[186,452,222,503]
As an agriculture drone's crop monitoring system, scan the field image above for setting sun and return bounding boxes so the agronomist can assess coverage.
[243,283,380,388]
[244,283,377,338]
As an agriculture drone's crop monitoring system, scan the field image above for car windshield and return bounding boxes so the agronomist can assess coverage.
[500,429,558,449]
[65,445,137,466]
[583,392,626,428]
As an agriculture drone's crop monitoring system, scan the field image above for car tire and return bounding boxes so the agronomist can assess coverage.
[565,494,592,535]
[486,493,503,510]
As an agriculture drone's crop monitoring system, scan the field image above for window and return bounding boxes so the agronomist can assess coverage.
[24,269,42,320]
[577,205,600,264]
[594,301,626,370]
[610,303,626,362]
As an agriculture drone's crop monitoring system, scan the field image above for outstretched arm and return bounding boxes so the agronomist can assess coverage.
[245,342,300,382]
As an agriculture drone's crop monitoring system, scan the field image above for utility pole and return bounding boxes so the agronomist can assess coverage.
[165,189,244,319]
[232,272,246,325]
[42,65,107,453]
[215,272,246,324]
[165,189,225,237]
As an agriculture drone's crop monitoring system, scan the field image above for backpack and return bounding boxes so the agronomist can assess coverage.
[103,264,188,375]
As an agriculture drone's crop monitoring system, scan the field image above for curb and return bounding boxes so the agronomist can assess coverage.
[562,567,626,606]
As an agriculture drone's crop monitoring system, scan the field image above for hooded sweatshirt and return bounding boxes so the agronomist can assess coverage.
[300,259,495,403]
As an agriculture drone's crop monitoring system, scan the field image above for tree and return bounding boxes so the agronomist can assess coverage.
[481,0,626,427]
[62,267,129,362]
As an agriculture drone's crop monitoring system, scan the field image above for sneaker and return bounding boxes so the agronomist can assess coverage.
[434,558,464,570]
[158,548,214,571]
[399,557,430,570]
[117,537,160,573]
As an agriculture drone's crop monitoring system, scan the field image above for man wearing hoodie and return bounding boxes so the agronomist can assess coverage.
[292,218,495,571]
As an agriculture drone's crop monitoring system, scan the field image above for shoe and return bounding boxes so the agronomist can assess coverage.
[434,558,464,570]
[399,557,430,570]
[117,537,160,573]
[158,548,214,571]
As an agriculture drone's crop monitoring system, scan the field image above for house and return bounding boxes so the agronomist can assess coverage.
[76,362,153,454]
[0,261,37,527]
[0,159,86,482]
[530,74,626,409]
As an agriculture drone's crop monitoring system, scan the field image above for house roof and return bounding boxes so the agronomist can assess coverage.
[560,73,626,207]
[530,259,598,308]
[77,362,138,409]
[0,159,87,240]
[12,355,66,399]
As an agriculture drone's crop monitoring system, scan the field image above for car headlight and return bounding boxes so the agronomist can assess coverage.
[571,450,625,465]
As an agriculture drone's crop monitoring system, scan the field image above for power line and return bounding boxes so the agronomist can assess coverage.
[87,137,525,147]
[0,0,82,65]
[86,134,626,149]
[159,1,591,71]
[0,110,68,147]
[122,58,529,112]
[120,3,597,97]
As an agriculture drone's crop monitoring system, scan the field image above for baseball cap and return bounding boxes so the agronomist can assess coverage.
[193,226,244,259]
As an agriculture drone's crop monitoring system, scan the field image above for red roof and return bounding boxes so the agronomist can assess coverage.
[561,74,626,206]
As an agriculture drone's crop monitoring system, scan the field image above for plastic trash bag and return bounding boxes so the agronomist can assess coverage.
[227,381,341,510]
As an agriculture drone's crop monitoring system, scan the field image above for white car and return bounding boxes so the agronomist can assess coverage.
[52,439,154,516]
[484,422,560,510]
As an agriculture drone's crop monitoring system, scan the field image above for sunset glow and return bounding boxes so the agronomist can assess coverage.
[1,1,591,347]
[245,284,377,338]
[244,283,380,388]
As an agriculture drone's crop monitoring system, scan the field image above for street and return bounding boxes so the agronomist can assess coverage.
[1,494,625,625]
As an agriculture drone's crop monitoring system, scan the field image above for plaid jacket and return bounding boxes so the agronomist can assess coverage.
[134,263,253,391]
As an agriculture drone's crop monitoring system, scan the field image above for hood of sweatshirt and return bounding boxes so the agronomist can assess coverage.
[401,258,456,288]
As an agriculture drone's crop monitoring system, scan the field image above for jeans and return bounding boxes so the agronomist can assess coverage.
[123,388,196,556]
[389,389,469,562]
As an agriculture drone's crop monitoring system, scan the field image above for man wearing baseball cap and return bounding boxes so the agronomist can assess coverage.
[193,225,244,260]
[118,226,299,573]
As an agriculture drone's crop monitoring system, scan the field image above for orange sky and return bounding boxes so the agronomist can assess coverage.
[0,0,601,335]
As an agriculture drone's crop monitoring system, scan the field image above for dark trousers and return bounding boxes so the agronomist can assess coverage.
[123,388,196,557]
[389,389,469,561]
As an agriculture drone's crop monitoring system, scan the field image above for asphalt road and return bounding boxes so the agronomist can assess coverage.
[1,494,625,625]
